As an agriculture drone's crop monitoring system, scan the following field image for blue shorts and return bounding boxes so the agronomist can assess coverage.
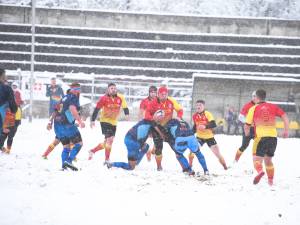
[174,135,199,154]
[54,123,80,140]
[124,134,141,161]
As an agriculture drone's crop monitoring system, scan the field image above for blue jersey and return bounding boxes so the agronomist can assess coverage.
[166,119,194,140]
[46,85,64,111]
[59,93,80,124]
[0,83,17,132]
[0,83,17,112]
[127,119,154,144]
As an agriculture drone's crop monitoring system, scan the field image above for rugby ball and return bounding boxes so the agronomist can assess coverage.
[153,110,165,120]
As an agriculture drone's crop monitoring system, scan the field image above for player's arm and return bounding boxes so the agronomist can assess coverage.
[91,107,100,122]
[281,114,289,138]
[120,94,129,120]
[139,100,146,120]
[205,120,217,129]
[192,124,197,133]
[59,86,64,98]
[192,114,197,133]
[47,111,56,130]
[90,97,103,127]
[169,97,183,119]
[69,105,85,128]
[139,109,145,120]
[244,106,255,136]
[198,111,216,130]
[7,86,17,113]
[238,113,246,123]
[45,85,51,97]
[239,104,248,123]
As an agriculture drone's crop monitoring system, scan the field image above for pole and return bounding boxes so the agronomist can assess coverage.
[17,68,21,88]
[91,73,95,112]
[29,0,36,122]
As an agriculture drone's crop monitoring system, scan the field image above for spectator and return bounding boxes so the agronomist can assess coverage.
[46,77,64,116]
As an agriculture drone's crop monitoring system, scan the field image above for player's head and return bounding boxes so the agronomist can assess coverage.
[148,86,157,98]
[195,100,205,113]
[251,90,257,101]
[158,86,168,101]
[69,82,81,95]
[12,82,18,89]
[255,89,266,102]
[50,77,56,85]
[107,83,117,96]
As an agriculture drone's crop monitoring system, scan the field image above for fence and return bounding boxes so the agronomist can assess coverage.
[6,69,193,120]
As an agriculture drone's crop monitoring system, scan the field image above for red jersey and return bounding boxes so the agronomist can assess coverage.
[140,97,154,111]
[145,97,183,125]
[239,101,255,123]
[140,97,155,119]
[95,93,128,126]
[13,89,24,107]
[192,111,215,139]
[246,102,285,137]
[240,101,255,116]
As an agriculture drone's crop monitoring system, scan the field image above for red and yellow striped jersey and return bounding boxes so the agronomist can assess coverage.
[145,97,183,125]
[95,93,128,126]
[246,102,285,137]
[240,101,255,117]
[192,111,215,139]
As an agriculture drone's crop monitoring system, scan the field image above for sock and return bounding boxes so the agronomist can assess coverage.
[234,149,243,162]
[253,161,265,184]
[137,144,149,165]
[155,154,163,169]
[253,160,263,173]
[43,143,56,157]
[111,162,132,170]
[105,144,112,161]
[189,152,195,167]
[91,143,104,153]
[5,146,11,154]
[266,164,274,180]
[61,148,70,167]
[67,143,82,163]
[195,151,208,172]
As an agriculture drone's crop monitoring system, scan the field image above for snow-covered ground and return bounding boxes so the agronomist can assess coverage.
[0,119,299,225]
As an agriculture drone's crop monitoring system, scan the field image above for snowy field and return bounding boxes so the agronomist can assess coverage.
[0,119,300,225]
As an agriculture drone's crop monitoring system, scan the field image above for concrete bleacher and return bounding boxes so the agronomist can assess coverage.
[0,23,300,78]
